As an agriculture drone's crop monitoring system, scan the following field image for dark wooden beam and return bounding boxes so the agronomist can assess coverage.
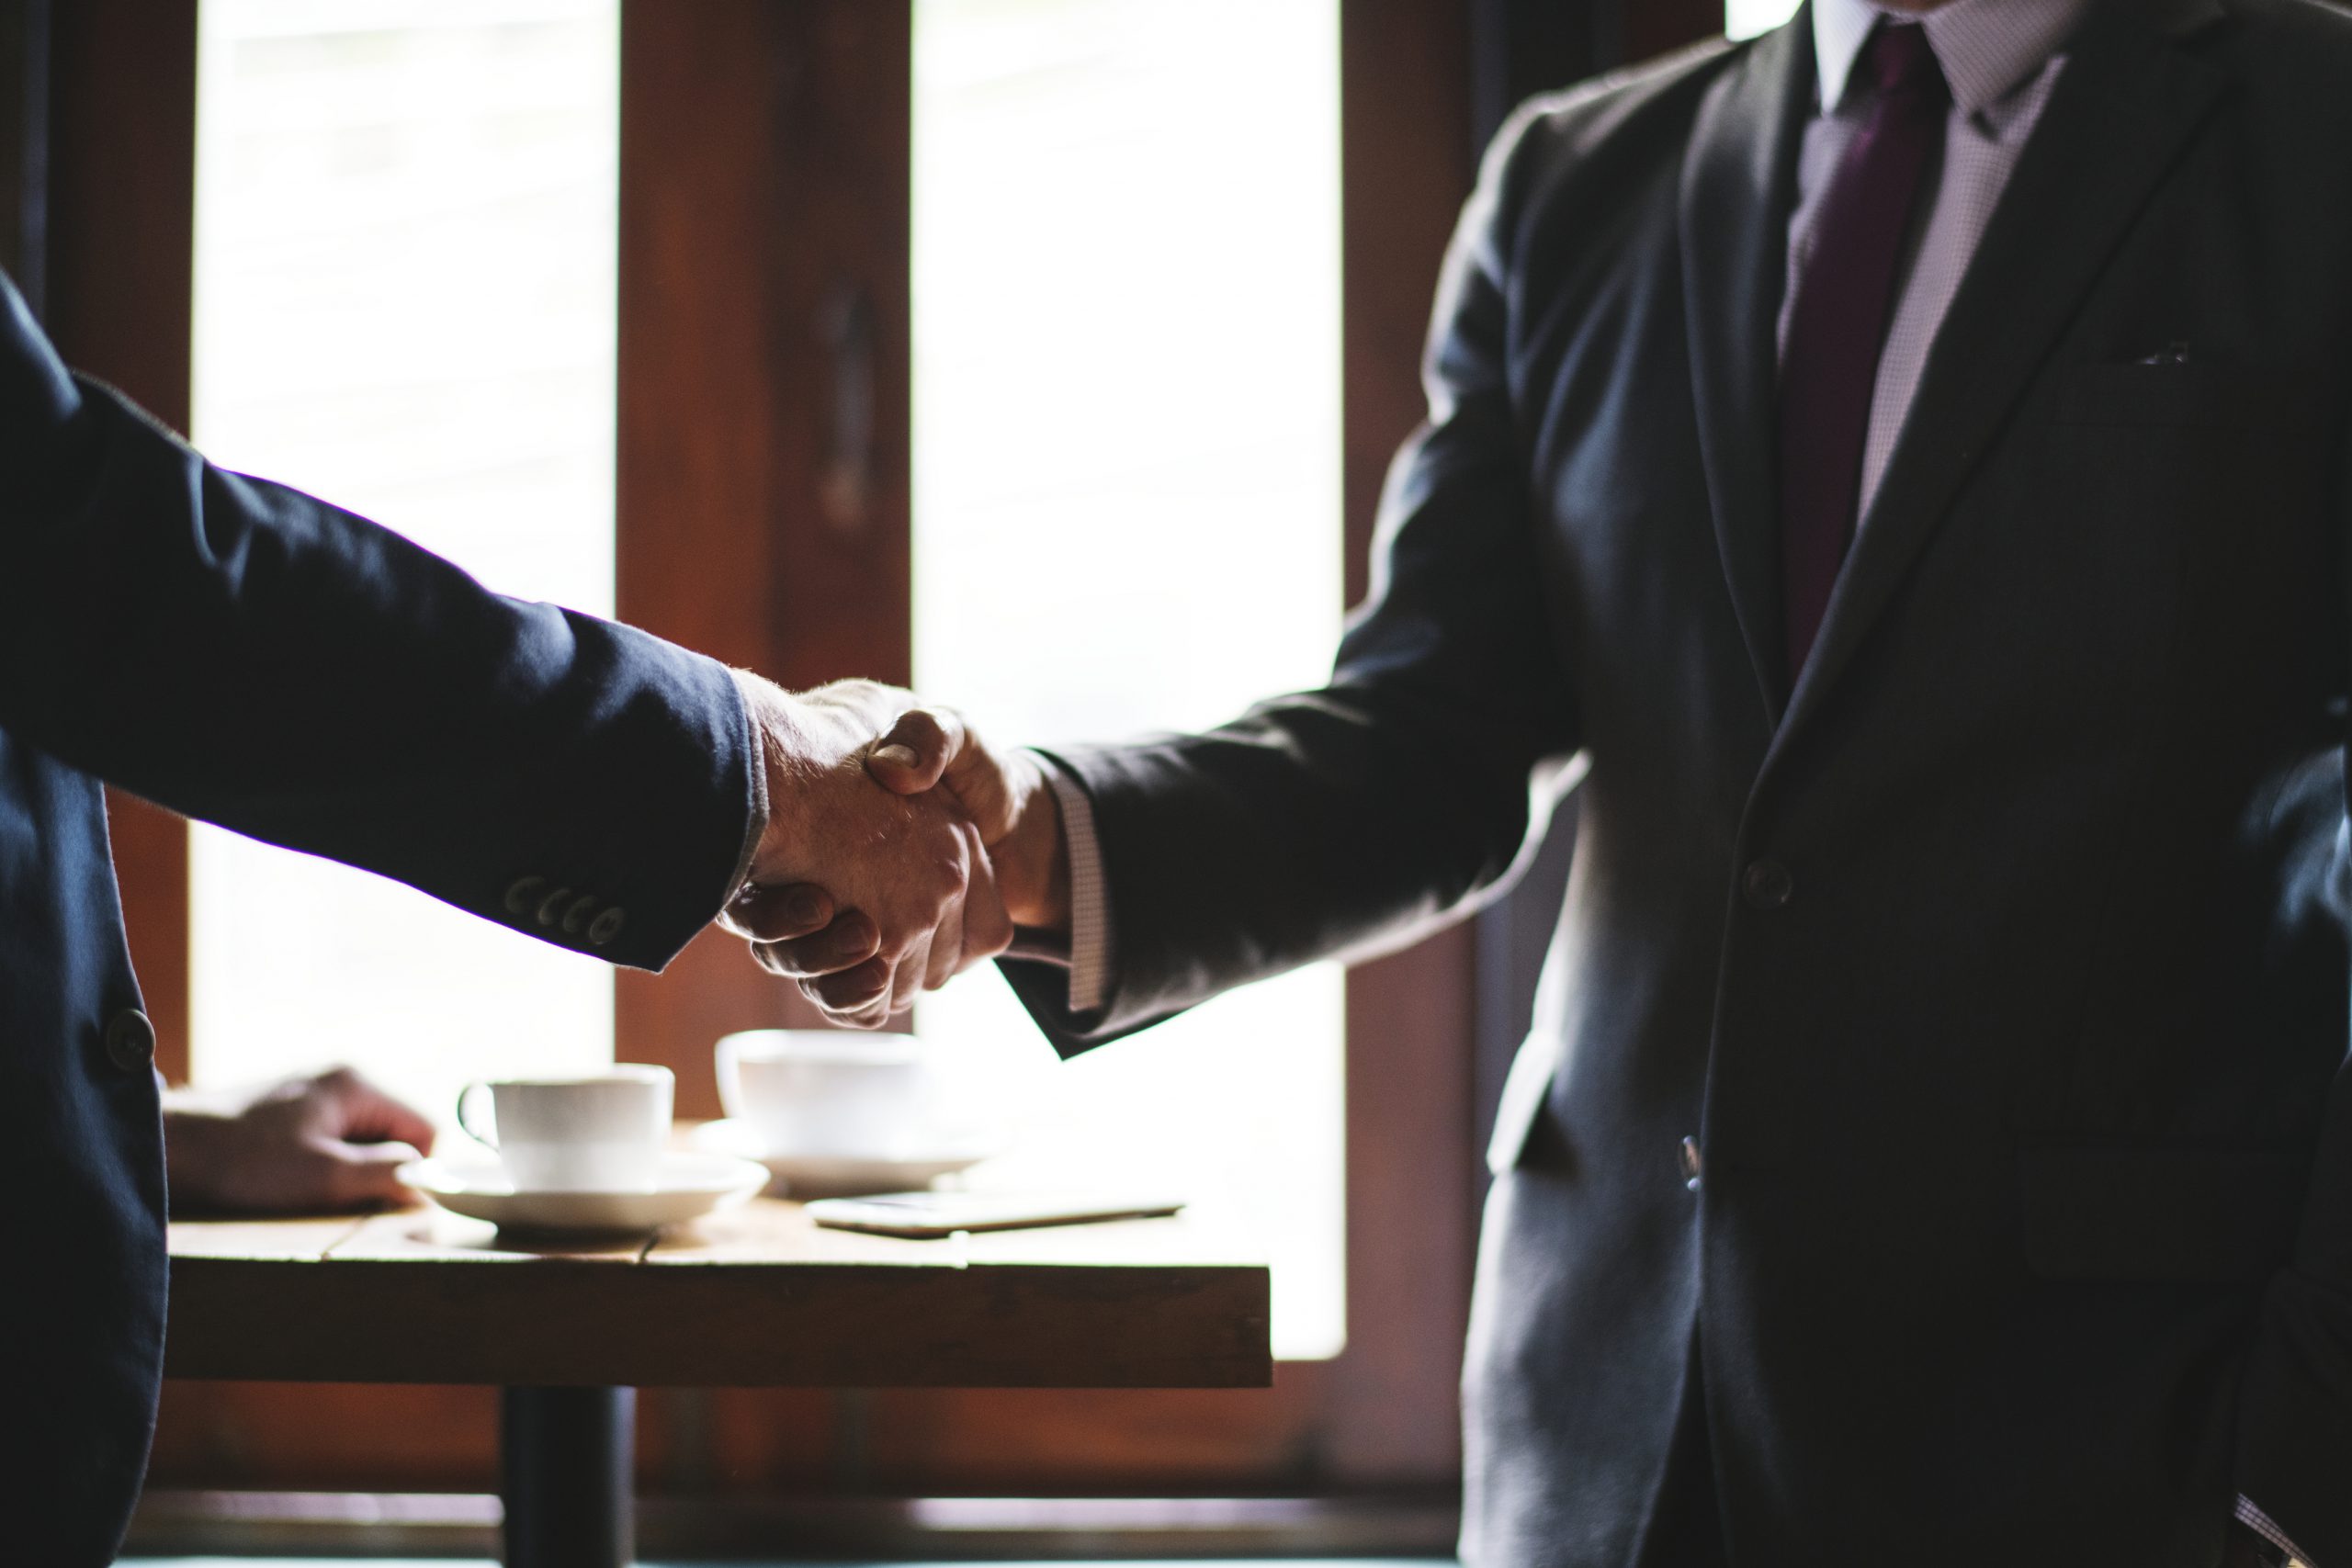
[1334,0,1481,1484]
[614,1,915,1111]
[0,0,50,310]
[44,0,198,1083]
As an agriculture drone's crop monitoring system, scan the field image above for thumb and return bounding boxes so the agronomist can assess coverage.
[320,1138,424,1209]
[865,706,967,795]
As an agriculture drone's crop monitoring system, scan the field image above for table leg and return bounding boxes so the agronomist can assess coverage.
[501,1385,635,1568]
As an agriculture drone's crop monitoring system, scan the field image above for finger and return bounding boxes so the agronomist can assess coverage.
[940,727,1020,837]
[888,932,933,1017]
[807,956,891,1014]
[804,977,894,1031]
[721,882,837,942]
[922,874,966,993]
[318,1139,424,1210]
[310,1066,438,1155]
[752,910,880,979]
[923,820,992,990]
[952,821,1016,974]
[865,707,967,795]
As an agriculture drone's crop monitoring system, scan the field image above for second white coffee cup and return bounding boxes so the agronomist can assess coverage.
[456,1065,674,1192]
[717,1030,928,1158]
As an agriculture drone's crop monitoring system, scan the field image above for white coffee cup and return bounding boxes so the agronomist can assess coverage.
[716,1030,929,1158]
[456,1065,674,1192]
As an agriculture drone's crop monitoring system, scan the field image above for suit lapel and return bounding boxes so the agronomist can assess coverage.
[1680,11,1815,725]
[1779,0,2228,734]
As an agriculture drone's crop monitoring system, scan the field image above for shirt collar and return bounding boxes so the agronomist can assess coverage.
[1811,0,2097,118]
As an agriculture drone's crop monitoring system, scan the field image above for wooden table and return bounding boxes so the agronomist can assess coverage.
[167,1198,1272,1567]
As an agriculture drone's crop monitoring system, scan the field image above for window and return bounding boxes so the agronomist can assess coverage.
[1726,0,1802,41]
[187,0,620,1112]
[910,0,1345,1361]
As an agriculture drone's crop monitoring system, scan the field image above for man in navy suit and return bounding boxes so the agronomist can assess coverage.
[766,0,2352,1562]
[0,265,1007,1564]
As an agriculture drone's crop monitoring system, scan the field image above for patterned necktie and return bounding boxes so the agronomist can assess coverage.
[1777,21,1950,679]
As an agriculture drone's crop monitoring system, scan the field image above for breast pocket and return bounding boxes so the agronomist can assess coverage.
[2034,361,2340,715]
[2052,361,2330,432]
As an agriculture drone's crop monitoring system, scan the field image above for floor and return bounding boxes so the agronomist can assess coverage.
[126,1560,1457,1567]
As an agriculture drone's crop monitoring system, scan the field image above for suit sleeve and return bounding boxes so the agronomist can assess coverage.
[2233,403,2352,1568]
[1002,105,1579,1052]
[0,271,757,972]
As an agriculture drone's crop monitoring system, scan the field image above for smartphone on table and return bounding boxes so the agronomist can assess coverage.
[806,1190,1184,1239]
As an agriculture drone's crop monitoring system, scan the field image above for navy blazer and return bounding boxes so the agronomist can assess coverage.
[0,269,756,1564]
[1005,1,2352,1562]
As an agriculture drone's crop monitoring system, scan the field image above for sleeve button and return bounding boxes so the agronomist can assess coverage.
[503,875,546,916]
[536,887,574,927]
[587,908,627,946]
[561,895,599,936]
[104,1009,157,1073]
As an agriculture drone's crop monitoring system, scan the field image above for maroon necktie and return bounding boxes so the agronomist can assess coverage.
[1777,22,1949,679]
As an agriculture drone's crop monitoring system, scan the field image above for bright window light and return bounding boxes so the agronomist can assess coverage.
[188,0,619,1119]
[1726,0,1804,41]
[910,0,1346,1359]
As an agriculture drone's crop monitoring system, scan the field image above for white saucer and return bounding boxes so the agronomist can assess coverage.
[399,1151,769,1235]
[691,1117,1001,1198]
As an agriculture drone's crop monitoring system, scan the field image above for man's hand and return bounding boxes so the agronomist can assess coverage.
[164,1066,435,1215]
[865,705,1070,931]
[750,694,1074,1018]
[720,675,1016,1027]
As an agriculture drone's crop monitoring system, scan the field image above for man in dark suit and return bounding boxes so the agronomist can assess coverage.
[766,0,2352,1561]
[0,264,1012,1563]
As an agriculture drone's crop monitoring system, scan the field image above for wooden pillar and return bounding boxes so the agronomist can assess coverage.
[43,0,199,1084]
[614,1,914,1114]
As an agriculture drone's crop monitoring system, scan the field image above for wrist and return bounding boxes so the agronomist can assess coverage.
[735,674,831,886]
[162,1100,232,1213]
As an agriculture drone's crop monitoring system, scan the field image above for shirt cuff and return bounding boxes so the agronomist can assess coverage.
[2236,1495,2312,1566]
[1042,759,1114,1015]
[722,668,773,908]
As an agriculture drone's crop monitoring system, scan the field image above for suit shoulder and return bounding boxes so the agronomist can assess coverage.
[2216,0,2352,48]
[1475,37,1740,241]
[2208,0,2352,76]
[1493,35,1740,177]
[2201,0,2352,144]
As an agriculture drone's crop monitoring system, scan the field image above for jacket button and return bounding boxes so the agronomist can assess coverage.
[1742,859,1792,909]
[587,908,627,947]
[536,887,574,927]
[561,894,599,936]
[1679,1135,1703,1191]
[104,1009,157,1073]
[503,875,546,916]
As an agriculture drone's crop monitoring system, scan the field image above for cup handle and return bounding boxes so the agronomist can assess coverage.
[455,1082,498,1150]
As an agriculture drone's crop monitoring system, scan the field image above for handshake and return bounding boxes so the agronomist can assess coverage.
[718,674,1069,1027]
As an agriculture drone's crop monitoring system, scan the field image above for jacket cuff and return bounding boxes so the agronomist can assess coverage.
[2236,1495,2312,1565]
[2235,1267,2352,1568]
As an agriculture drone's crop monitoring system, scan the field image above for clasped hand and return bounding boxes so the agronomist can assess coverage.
[718,675,1066,1028]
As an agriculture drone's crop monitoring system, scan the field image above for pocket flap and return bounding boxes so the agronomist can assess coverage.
[2018,1145,2303,1282]
[2051,362,2329,430]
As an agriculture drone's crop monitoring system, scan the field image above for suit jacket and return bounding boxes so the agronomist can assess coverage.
[0,270,756,1564]
[1005,1,2352,1562]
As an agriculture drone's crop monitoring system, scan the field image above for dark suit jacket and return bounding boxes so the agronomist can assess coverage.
[1006,1,2352,1562]
[0,270,756,1564]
